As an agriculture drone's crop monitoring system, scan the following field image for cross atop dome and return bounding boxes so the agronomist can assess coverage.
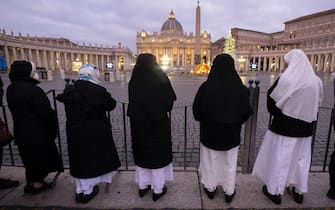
[169,9,175,19]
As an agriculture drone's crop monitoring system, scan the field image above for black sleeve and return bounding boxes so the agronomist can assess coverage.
[192,83,205,122]
[267,78,282,116]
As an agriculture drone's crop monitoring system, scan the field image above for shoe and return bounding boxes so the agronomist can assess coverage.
[81,185,99,203]
[30,181,52,195]
[262,185,281,205]
[0,178,19,189]
[291,187,303,204]
[224,191,236,203]
[75,193,83,203]
[203,186,216,199]
[24,184,32,193]
[139,185,151,197]
[327,188,335,200]
[152,186,167,202]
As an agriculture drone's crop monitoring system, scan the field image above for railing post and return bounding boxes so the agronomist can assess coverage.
[51,89,63,164]
[184,106,187,170]
[2,106,14,165]
[122,103,128,170]
[242,80,254,174]
[323,108,334,171]
[242,80,260,174]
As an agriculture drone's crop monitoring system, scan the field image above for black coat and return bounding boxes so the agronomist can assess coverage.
[127,54,176,169]
[6,60,64,178]
[193,54,251,151]
[7,80,58,147]
[56,80,120,178]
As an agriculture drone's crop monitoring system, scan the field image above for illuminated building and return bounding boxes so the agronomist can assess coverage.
[136,1,211,69]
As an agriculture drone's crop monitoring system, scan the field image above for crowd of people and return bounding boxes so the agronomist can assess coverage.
[0,49,334,205]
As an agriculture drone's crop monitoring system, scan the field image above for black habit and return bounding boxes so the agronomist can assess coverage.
[127,53,176,169]
[193,54,251,151]
[56,80,120,178]
[6,61,63,183]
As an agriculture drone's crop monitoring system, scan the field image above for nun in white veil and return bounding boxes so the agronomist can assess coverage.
[252,49,323,205]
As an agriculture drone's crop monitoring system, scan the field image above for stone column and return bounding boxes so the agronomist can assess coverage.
[310,54,315,70]
[95,54,101,70]
[257,57,261,71]
[101,55,104,71]
[28,49,33,62]
[263,57,267,72]
[36,50,41,67]
[246,57,250,72]
[330,53,335,72]
[20,48,25,60]
[114,55,118,71]
[4,46,10,68]
[43,50,48,69]
[279,56,284,71]
[12,47,17,61]
[317,54,321,72]
[324,54,329,73]
[70,53,74,71]
[64,52,68,71]
[50,51,55,71]
[268,56,272,71]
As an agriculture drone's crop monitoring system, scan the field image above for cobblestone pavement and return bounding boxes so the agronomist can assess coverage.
[1,71,334,170]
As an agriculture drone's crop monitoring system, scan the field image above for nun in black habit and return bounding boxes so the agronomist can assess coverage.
[127,53,176,201]
[6,61,64,194]
[56,64,121,203]
[193,54,251,203]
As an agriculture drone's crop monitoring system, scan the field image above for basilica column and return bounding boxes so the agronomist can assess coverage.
[36,50,41,67]
[20,48,25,60]
[257,57,262,71]
[101,55,104,71]
[324,54,329,73]
[279,56,284,71]
[12,47,17,61]
[4,46,10,69]
[268,56,272,71]
[64,52,68,71]
[263,57,267,72]
[50,51,55,71]
[310,54,315,70]
[28,49,33,62]
[70,53,74,71]
[317,54,321,72]
[331,53,335,72]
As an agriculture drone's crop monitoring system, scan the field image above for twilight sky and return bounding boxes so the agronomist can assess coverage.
[1,0,334,53]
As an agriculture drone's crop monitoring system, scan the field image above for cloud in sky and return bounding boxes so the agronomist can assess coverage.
[1,0,334,52]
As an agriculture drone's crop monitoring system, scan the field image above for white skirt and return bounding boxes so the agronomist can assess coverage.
[252,130,312,195]
[72,171,116,194]
[135,163,173,194]
[198,144,238,195]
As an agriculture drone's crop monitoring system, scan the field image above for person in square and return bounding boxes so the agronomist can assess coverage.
[56,64,120,203]
[192,53,251,203]
[127,53,176,202]
[7,60,64,194]
[0,75,19,190]
[252,49,323,205]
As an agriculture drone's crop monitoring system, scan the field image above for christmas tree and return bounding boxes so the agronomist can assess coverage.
[223,30,236,60]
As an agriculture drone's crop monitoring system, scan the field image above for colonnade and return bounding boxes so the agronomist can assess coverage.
[236,51,335,73]
[0,32,135,72]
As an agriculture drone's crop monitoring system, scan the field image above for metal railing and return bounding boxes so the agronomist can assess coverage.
[1,83,334,174]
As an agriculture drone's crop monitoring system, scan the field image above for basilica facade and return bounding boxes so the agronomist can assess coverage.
[136,3,211,68]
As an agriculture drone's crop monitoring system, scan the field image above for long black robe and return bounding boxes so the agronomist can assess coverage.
[56,80,120,178]
[192,54,251,151]
[6,61,63,183]
[127,53,176,169]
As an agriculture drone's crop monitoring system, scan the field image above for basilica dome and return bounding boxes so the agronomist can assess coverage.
[161,10,184,36]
